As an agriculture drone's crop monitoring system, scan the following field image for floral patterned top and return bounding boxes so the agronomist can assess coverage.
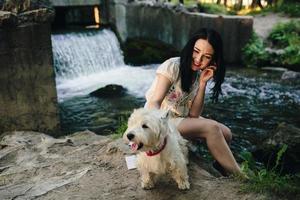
[145,57,200,118]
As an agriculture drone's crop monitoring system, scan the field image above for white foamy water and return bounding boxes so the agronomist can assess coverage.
[222,76,300,104]
[52,29,124,80]
[56,65,157,102]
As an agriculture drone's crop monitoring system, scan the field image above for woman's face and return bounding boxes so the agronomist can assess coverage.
[191,39,214,71]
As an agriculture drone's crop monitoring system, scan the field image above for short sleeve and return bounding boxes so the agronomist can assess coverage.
[156,57,180,84]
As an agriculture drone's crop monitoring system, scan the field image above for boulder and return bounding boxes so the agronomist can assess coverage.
[90,84,128,98]
[281,70,300,81]
[253,123,300,173]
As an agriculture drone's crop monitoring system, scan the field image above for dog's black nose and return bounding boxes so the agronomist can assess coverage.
[127,133,135,141]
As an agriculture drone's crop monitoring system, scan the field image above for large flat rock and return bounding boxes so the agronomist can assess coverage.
[0,131,266,200]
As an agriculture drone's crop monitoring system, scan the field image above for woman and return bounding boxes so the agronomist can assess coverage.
[145,28,242,176]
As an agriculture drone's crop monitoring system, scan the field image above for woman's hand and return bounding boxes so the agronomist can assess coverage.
[199,65,216,85]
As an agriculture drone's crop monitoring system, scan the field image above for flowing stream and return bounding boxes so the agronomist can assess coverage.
[51,28,300,157]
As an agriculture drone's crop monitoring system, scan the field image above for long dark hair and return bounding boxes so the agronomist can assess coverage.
[179,28,225,103]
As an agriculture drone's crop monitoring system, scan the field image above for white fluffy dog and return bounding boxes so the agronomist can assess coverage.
[123,108,190,190]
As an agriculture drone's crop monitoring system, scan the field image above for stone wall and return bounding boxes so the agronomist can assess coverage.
[50,0,102,7]
[0,10,60,135]
[109,0,253,64]
[51,0,110,28]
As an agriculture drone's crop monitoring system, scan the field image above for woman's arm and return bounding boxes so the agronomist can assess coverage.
[188,81,206,117]
[145,74,172,109]
[188,66,216,118]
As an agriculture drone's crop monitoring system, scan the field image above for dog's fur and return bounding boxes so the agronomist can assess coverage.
[123,108,190,190]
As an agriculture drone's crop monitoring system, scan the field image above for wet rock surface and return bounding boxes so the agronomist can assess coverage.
[254,123,300,173]
[90,84,128,98]
[0,131,267,200]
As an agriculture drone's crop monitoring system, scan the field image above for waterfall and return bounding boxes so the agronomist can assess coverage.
[51,29,157,102]
[51,29,125,80]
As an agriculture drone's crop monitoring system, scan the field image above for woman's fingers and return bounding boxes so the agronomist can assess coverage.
[203,68,214,77]
[200,68,214,83]
[206,65,217,71]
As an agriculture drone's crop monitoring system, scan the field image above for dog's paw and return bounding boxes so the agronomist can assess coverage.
[178,181,190,190]
[141,181,155,190]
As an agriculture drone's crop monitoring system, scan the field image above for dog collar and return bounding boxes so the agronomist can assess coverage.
[146,137,167,157]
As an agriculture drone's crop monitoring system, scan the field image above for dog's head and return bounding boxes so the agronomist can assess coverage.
[123,108,170,153]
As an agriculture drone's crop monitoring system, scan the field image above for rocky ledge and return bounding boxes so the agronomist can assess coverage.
[0,0,54,26]
[0,131,266,200]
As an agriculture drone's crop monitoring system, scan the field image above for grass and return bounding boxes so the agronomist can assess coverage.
[110,116,128,140]
[239,145,300,197]
[170,0,198,7]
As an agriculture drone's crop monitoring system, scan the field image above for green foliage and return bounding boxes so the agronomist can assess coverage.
[242,33,268,67]
[242,21,300,70]
[282,45,300,67]
[197,3,234,15]
[170,0,197,7]
[243,1,300,17]
[246,7,273,16]
[111,116,128,140]
[240,145,300,196]
[274,144,288,169]
[268,20,300,47]
[268,20,300,69]
[273,2,300,17]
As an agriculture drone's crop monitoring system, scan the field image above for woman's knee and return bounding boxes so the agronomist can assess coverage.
[219,124,232,143]
[203,120,232,142]
[205,121,223,139]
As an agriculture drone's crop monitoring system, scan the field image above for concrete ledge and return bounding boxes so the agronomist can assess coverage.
[50,0,103,7]
[0,22,60,135]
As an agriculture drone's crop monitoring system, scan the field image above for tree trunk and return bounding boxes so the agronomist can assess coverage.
[251,0,263,9]
[237,0,243,10]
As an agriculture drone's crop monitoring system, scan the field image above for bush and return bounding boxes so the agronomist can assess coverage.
[242,33,268,67]
[282,45,300,67]
[268,20,300,47]
[268,20,300,70]
[273,2,300,17]
[242,21,300,70]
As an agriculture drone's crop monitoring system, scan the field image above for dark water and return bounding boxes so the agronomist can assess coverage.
[56,67,300,156]
[52,29,300,160]
[58,94,145,135]
[204,68,300,156]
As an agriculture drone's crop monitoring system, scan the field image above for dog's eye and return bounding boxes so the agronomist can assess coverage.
[142,124,148,129]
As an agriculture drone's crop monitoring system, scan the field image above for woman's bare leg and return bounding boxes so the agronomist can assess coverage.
[218,122,232,144]
[177,117,241,175]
